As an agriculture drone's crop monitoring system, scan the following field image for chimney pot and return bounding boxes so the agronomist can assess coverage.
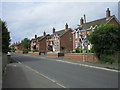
[106,8,110,18]
[80,17,84,25]
[43,32,46,36]
[35,34,37,39]
[65,23,68,29]
[53,27,55,33]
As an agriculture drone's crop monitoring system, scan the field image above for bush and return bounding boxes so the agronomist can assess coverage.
[32,49,40,52]
[90,47,94,53]
[23,49,29,54]
[11,48,16,52]
[75,47,82,53]
[88,24,120,64]
[100,54,115,64]
[61,46,65,51]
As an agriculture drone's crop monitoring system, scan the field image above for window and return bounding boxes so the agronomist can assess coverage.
[75,32,78,39]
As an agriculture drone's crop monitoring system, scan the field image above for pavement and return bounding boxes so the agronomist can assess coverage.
[2,53,119,88]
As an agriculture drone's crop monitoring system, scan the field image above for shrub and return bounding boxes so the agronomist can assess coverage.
[100,54,115,64]
[11,48,16,52]
[75,47,82,53]
[88,24,120,64]
[23,49,29,54]
[32,49,40,52]
[61,46,65,51]
[90,47,94,53]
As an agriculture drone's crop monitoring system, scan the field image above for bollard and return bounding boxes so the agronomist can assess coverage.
[7,52,11,64]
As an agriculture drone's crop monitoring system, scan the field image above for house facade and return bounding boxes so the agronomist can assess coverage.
[30,32,49,52]
[73,8,120,50]
[10,42,24,50]
[47,23,74,52]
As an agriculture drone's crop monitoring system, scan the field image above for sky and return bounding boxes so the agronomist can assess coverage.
[0,0,119,44]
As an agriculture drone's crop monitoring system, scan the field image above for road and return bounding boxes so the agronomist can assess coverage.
[3,53,118,88]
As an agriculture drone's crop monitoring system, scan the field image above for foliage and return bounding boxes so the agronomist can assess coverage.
[60,45,65,51]
[32,49,40,52]
[23,49,29,54]
[1,19,11,53]
[11,48,16,52]
[75,47,82,53]
[21,38,30,49]
[88,24,120,64]
[90,47,94,53]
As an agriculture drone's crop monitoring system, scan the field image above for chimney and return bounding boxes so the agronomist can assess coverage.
[35,34,37,39]
[52,27,55,33]
[43,31,46,36]
[65,23,68,29]
[106,8,110,18]
[80,17,84,25]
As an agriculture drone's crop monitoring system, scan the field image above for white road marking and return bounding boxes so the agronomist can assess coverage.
[15,60,67,88]
[56,60,119,72]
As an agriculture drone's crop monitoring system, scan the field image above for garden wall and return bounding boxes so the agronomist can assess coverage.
[28,52,40,55]
[64,53,98,62]
[15,50,23,54]
[47,52,64,57]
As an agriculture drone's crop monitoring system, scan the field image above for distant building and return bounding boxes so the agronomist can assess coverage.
[72,8,120,50]
[10,42,24,50]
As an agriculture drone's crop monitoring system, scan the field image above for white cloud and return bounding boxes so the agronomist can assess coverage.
[1,2,118,44]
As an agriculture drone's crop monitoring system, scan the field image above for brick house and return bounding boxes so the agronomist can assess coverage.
[47,23,74,52]
[30,32,50,52]
[73,8,120,50]
[11,42,24,50]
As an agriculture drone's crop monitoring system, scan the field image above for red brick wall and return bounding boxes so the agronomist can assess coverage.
[60,30,73,51]
[47,53,58,57]
[109,18,120,26]
[39,37,47,52]
[64,53,98,62]
[28,52,40,55]
[15,50,23,54]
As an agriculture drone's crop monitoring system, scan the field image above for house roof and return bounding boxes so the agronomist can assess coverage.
[38,34,50,41]
[50,28,73,37]
[76,15,119,30]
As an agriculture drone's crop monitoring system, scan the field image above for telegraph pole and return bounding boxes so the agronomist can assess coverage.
[83,14,88,62]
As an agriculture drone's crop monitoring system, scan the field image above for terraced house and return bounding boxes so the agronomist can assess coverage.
[72,8,120,50]
[30,32,50,52]
[30,23,74,52]
[47,23,73,52]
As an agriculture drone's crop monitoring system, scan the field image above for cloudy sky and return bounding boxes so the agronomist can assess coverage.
[1,0,119,44]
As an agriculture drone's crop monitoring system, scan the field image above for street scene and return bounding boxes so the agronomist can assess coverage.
[1,0,120,89]
[2,53,118,88]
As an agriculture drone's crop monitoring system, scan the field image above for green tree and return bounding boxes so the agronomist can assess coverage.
[75,47,82,53]
[0,19,11,53]
[60,45,65,51]
[88,24,120,64]
[21,38,30,49]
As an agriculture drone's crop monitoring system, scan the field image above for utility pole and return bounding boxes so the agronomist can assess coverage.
[84,14,89,61]
[83,14,88,62]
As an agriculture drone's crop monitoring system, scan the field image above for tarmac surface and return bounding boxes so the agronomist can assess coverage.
[2,53,119,88]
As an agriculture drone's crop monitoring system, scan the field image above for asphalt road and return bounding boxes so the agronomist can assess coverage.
[7,53,118,88]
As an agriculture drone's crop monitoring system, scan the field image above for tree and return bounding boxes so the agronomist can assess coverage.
[60,45,65,51]
[21,38,30,50]
[88,24,120,64]
[0,19,11,53]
